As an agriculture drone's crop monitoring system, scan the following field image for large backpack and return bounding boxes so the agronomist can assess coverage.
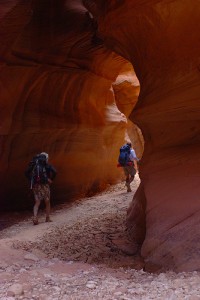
[118,144,131,166]
[29,154,48,188]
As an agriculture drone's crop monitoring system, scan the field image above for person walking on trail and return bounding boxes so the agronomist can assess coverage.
[118,142,139,192]
[25,152,57,225]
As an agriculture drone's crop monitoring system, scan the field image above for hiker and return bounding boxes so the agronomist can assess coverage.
[25,152,57,225]
[118,142,139,192]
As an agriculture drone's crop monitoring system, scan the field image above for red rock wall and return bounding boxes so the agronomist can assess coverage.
[95,0,200,271]
[0,0,140,209]
[113,67,143,158]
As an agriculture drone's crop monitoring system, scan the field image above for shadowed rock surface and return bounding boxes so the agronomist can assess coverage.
[1,0,200,272]
[0,0,141,209]
[92,0,200,271]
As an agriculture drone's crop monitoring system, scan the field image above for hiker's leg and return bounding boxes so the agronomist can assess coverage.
[125,166,136,192]
[45,200,52,222]
[126,181,132,192]
[123,167,129,183]
[32,185,42,222]
[124,165,136,192]
[129,176,135,183]
[33,198,41,217]
[129,165,136,183]
[123,167,131,191]
[126,175,130,183]
[32,197,40,225]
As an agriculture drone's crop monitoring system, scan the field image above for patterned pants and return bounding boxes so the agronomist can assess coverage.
[32,184,50,217]
[123,165,136,183]
[33,184,50,201]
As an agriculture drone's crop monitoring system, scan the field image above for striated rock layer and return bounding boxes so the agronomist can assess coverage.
[0,0,141,209]
[2,0,199,273]
[93,0,200,271]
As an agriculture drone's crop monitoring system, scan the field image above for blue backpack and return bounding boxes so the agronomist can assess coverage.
[118,144,131,166]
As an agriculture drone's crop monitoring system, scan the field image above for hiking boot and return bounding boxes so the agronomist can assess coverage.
[45,217,53,223]
[33,216,38,225]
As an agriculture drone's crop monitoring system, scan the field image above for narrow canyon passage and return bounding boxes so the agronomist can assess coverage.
[0,178,142,267]
[92,0,200,271]
[1,0,200,273]
[0,180,200,299]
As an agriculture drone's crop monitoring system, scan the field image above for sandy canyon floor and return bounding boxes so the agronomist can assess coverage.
[0,174,200,300]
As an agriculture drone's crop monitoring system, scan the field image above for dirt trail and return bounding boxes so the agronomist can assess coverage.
[0,174,200,299]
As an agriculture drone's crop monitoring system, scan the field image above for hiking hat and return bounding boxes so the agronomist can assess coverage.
[40,152,49,161]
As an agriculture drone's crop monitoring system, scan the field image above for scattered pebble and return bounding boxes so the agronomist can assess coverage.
[0,180,199,299]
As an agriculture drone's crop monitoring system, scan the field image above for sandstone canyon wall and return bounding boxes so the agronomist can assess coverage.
[2,0,198,273]
[91,0,200,271]
[113,70,143,158]
[0,0,141,209]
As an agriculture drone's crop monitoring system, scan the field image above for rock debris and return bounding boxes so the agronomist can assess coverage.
[0,178,200,299]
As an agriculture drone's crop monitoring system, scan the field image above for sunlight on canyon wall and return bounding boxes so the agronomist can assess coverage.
[91,0,200,271]
[0,0,142,209]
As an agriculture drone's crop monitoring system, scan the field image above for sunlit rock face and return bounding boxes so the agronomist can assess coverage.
[93,0,200,271]
[113,67,143,159]
[0,0,140,209]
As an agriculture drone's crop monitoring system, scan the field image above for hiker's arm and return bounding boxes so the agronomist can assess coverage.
[132,149,139,162]
[48,165,57,181]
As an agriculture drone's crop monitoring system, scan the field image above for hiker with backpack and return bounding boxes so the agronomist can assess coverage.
[118,142,139,192]
[25,152,57,225]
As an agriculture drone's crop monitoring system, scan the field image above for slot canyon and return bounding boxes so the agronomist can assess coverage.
[0,0,200,272]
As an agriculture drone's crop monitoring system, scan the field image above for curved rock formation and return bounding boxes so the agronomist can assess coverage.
[113,68,143,158]
[2,0,199,273]
[93,0,200,271]
[0,0,141,209]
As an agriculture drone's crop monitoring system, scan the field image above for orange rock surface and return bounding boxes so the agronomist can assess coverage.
[0,0,141,209]
[94,0,200,271]
[2,0,199,272]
